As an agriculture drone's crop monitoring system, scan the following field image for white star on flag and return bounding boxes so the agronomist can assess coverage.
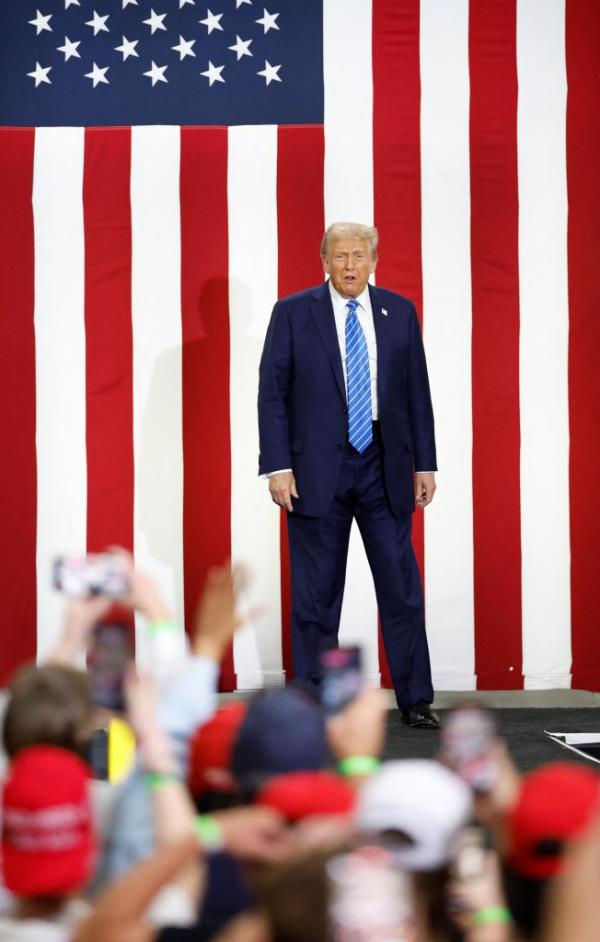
[255,8,279,33]
[200,60,225,85]
[179,0,195,6]
[199,9,223,33]
[122,0,138,7]
[85,11,110,35]
[84,63,110,87]
[143,61,169,85]
[143,9,167,33]
[257,59,281,84]
[27,61,52,86]
[28,10,53,35]
[65,0,80,8]
[236,0,252,7]
[228,35,252,60]
[172,36,196,60]
[115,36,139,60]
[57,36,81,60]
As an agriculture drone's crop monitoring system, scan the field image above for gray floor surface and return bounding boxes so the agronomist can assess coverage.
[383,707,600,772]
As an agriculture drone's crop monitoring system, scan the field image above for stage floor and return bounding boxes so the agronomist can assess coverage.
[383,705,600,772]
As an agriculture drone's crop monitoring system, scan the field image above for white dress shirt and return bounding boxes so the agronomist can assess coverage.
[329,280,378,419]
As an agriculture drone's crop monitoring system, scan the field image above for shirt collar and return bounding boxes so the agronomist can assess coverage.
[328,280,371,314]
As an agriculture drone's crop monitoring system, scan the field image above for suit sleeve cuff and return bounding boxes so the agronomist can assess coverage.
[260,468,293,479]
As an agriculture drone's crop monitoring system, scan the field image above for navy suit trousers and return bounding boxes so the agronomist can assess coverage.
[286,426,434,710]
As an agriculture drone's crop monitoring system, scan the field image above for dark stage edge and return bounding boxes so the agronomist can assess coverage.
[383,708,600,772]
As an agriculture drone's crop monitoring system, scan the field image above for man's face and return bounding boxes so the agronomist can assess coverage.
[322,237,377,299]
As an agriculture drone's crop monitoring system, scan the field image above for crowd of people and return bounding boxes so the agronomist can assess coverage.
[0,550,598,941]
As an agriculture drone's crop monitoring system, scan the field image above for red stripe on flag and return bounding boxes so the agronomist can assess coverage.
[83,129,134,562]
[469,0,523,689]
[566,0,600,690]
[373,0,423,688]
[276,125,325,682]
[0,129,37,684]
[180,128,234,690]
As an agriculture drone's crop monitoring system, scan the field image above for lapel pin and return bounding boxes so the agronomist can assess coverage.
[381,308,388,316]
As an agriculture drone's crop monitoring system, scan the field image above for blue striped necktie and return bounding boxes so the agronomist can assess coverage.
[345,299,373,452]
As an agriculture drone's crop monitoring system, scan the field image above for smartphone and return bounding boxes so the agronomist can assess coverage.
[327,846,414,941]
[53,553,129,598]
[440,704,498,793]
[87,726,109,781]
[87,622,131,713]
[451,825,488,881]
[320,646,362,715]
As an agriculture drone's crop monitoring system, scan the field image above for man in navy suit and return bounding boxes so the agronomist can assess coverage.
[258,222,438,727]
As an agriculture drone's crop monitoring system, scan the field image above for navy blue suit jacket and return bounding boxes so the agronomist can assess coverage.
[258,281,437,517]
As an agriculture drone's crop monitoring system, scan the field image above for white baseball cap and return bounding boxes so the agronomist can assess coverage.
[356,760,473,871]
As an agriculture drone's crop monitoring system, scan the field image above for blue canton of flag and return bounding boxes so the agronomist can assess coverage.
[0,0,323,126]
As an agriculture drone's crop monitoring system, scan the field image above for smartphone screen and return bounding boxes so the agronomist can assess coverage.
[327,847,414,940]
[87,726,109,781]
[451,825,488,881]
[320,646,362,715]
[53,553,129,598]
[87,622,131,713]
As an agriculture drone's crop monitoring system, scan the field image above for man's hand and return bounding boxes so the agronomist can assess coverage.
[47,595,112,666]
[193,563,249,662]
[213,806,292,862]
[327,686,388,765]
[268,471,299,512]
[446,849,509,936]
[415,471,436,508]
[108,546,172,622]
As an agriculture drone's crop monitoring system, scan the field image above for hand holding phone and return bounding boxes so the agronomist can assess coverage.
[319,646,363,716]
[53,553,130,599]
[327,846,415,941]
[440,704,498,793]
[87,621,131,713]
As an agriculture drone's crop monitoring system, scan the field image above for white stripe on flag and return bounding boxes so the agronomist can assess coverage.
[421,0,476,690]
[323,0,379,683]
[228,125,283,689]
[131,127,185,662]
[323,0,374,227]
[517,0,571,689]
[33,128,87,663]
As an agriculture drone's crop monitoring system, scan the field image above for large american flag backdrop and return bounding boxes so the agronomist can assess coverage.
[1,0,598,693]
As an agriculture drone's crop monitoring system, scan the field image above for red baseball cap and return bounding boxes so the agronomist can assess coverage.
[506,762,600,879]
[256,771,356,821]
[187,702,248,799]
[1,746,96,896]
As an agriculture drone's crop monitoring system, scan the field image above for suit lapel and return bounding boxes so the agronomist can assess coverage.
[310,283,346,403]
[369,284,391,374]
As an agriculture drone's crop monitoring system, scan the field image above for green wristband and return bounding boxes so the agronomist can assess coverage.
[148,619,179,632]
[194,814,225,851]
[337,755,380,777]
[144,772,179,791]
[471,906,512,927]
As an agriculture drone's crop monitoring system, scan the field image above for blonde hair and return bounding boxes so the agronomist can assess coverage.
[320,222,379,261]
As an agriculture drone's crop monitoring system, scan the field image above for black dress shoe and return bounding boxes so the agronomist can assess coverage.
[401,701,440,729]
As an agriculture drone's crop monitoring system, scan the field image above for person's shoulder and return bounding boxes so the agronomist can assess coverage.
[369,285,415,311]
[277,283,328,308]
